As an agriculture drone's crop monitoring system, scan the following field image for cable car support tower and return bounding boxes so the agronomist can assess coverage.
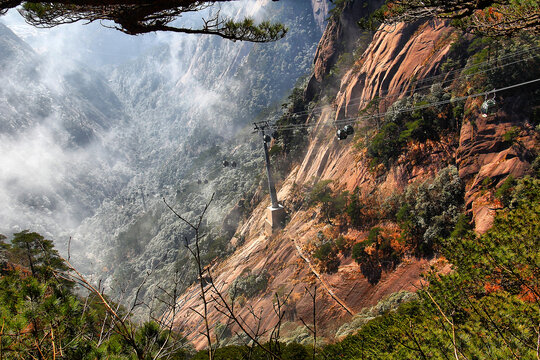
[254,121,285,235]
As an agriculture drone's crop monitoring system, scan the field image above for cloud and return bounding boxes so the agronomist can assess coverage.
[0,0,290,242]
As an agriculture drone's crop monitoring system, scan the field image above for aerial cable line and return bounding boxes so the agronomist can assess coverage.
[272,77,540,131]
[288,45,540,118]
[285,50,540,120]
[412,44,540,86]
[278,46,540,119]
[327,54,539,114]
[268,77,540,132]
[276,54,540,126]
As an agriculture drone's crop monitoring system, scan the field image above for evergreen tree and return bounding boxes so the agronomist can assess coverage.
[10,230,68,280]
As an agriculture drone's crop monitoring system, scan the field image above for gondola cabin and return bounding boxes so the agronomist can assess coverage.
[481,98,497,118]
[336,129,347,140]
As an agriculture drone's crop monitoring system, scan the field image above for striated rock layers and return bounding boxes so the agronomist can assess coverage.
[172,4,538,349]
[173,17,459,349]
[305,0,385,100]
[457,96,538,233]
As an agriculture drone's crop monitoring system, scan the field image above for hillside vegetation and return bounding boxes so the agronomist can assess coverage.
[1,0,540,358]
[1,175,537,359]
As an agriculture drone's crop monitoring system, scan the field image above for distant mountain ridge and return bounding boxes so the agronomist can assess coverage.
[0,0,327,315]
[0,22,136,241]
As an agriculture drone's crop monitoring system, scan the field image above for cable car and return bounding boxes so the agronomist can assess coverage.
[204,179,208,184]
[481,91,497,118]
[231,161,237,168]
[481,99,497,117]
[223,160,229,167]
[263,134,272,143]
[336,129,347,140]
[197,179,202,185]
[344,125,354,135]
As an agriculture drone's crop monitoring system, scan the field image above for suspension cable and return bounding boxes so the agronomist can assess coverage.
[268,77,540,132]
[276,46,540,119]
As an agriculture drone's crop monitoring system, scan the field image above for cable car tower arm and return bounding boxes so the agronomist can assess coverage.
[254,121,280,209]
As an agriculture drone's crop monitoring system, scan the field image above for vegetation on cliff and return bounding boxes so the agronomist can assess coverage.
[360,0,539,37]
[1,1,539,359]
[321,176,540,359]
[1,175,538,358]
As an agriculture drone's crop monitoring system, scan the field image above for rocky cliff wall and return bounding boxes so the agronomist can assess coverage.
[172,16,462,348]
[172,4,538,349]
[306,0,385,100]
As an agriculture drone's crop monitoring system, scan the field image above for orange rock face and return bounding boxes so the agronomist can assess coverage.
[335,20,456,119]
[172,19,465,349]
[172,15,538,349]
[456,97,538,232]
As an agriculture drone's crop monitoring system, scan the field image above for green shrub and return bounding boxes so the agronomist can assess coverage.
[450,213,473,239]
[322,179,540,358]
[531,155,540,178]
[345,189,364,227]
[367,227,382,243]
[503,126,520,143]
[335,291,418,338]
[334,235,347,253]
[313,242,334,261]
[351,227,401,284]
[366,86,454,168]
[307,180,348,224]
[312,237,342,274]
[395,166,464,255]
[507,176,540,208]
[351,241,371,265]
[495,175,515,206]
[367,122,403,167]
[282,342,309,360]
[228,269,269,300]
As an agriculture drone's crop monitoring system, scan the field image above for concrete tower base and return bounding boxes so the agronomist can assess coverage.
[265,205,285,236]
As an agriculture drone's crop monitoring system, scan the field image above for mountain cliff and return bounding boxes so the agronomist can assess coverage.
[67,0,325,311]
[1,0,538,353]
[171,2,539,348]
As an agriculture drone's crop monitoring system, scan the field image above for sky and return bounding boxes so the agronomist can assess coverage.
[1,8,158,68]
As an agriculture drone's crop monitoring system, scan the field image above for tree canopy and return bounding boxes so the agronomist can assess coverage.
[381,0,539,37]
[0,0,288,42]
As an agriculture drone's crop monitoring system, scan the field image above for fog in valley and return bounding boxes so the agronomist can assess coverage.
[0,0,325,309]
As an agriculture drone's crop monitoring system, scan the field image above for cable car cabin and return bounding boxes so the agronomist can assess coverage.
[231,161,237,168]
[344,125,354,135]
[481,99,497,117]
[263,134,272,143]
[223,160,229,167]
[336,129,348,140]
